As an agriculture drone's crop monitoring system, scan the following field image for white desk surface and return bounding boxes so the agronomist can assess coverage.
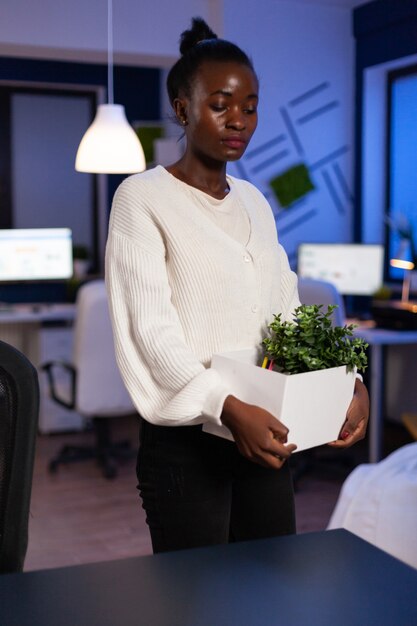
[352,323,417,345]
[0,303,76,324]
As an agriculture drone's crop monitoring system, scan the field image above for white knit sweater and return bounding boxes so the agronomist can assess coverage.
[105,165,300,427]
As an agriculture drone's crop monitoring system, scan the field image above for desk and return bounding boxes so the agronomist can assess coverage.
[0,304,78,432]
[1,530,416,626]
[0,303,76,324]
[354,326,417,463]
[0,303,76,364]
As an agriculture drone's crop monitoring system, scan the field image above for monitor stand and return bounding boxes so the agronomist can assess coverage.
[344,295,373,321]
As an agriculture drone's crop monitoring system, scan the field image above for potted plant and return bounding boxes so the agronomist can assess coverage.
[205,305,368,451]
[72,244,90,278]
[262,304,368,375]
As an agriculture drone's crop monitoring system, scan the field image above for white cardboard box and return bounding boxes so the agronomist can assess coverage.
[203,349,356,452]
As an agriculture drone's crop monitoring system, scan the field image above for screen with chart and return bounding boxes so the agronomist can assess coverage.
[297,243,384,296]
[0,228,73,282]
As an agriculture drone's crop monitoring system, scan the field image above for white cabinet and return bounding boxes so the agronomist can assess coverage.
[38,325,84,434]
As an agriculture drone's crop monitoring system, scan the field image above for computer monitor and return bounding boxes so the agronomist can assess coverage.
[297,243,384,296]
[0,228,73,282]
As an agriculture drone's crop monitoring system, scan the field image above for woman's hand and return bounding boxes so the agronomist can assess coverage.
[328,378,369,449]
[220,395,297,469]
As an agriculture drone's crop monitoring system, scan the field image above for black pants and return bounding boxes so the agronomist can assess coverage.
[137,420,296,553]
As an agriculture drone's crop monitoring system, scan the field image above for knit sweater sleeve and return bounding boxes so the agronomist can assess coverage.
[279,244,301,320]
[105,178,230,427]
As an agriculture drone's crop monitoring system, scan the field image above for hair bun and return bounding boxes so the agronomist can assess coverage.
[179,17,218,55]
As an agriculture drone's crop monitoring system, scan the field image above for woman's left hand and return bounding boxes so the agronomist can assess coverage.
[328,378,369,449]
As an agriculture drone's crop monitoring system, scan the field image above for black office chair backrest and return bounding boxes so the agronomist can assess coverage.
[0,340,39,574]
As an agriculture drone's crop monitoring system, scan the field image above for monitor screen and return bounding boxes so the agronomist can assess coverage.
[0,228,73,282]
[297,243,384,296]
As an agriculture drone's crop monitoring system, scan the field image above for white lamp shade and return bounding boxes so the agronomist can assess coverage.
[390,258,415,271]
[75,104,146,174]
[390,238,415,271]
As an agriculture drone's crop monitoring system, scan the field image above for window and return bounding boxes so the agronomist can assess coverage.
[387,66,417,280]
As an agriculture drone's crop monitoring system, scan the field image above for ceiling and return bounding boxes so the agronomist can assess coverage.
[288,0,367,7]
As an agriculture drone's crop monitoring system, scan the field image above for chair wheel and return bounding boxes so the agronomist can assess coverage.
[103,463,117,480]
[48,460,59,473]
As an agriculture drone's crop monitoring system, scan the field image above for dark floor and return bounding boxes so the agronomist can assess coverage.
[24,416,413,572]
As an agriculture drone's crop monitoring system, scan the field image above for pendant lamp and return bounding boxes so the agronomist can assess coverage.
[75,0,146,174]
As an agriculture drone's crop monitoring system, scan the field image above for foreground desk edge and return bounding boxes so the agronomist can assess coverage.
[1,530,416,626]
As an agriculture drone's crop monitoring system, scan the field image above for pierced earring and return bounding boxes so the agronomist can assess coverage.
[181,118,187,126]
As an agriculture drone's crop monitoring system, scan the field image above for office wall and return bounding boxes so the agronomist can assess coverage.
[224,0,356,266]
[0,0,221,64]
[1,0,358,268]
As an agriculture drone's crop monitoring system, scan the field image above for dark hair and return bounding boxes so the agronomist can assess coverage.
[166,17,255,105]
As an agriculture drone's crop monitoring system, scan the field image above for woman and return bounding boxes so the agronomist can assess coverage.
[105,17,369,553]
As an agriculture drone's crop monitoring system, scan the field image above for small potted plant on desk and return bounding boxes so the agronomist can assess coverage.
[206,304,368,451]
[72,244,90,279]
[66,244,91,302]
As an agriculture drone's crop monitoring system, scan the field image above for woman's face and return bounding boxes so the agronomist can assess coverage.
[179,61,259,164]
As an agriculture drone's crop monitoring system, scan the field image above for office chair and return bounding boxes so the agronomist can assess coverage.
[291,278,354,487]
[0,340,39,574]
[297,278,346,327]
[42,280,136,479]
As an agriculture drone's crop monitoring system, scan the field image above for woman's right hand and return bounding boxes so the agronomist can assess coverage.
[220,395,297,469]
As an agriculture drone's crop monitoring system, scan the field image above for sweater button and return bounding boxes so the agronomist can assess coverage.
[243,253,252,263]
[251,304,259,313]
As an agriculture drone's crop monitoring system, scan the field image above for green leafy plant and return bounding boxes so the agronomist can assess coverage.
[72,244,89,260]
[262,304,368,375]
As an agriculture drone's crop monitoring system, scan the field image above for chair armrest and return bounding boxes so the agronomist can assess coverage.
[41,361,76,410]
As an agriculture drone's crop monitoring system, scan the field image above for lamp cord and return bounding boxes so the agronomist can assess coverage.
[107,0,114,105]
